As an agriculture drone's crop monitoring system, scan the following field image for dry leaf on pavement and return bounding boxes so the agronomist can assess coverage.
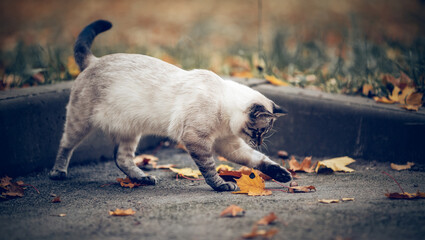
[385,191,425,199]
[390,162,415,171]
[233,170,272,196]
[0,176,25,198]
[133,154,159,168]
[51,196,61,203]
[288,156,316,173]
[341,198,355,202]
[288,185,316,193]
[256,212,278,225]
[318,199,340,204]
[116,177,142,188]
[109,208,136,216]
[220,204,245,217]
[315,156,356,173]
[169,167,202,178]
[265,74,289,86]
[242,225,279,239]
[216,164,234,172]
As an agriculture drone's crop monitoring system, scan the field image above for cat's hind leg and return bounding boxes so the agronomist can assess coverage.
[49,114,92,180]
[114,135,156,185]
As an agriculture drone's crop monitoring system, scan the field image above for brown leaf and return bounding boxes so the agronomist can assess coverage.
[242,225,279,239]
[220,204,245,217]
[385,191,425,199]
[256,212,278,225]
[133,154,158,168]
[406,92,423,106]
[0,176,25,198]
[109,208,136,216]
[391,162,415,171]
[51,196,61,203]
[400,104,420,111]
[288,185,316,193]
[288,156,316,173]
[116,177,142,188]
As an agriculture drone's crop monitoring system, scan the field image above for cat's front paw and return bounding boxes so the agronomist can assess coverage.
[131,175,157,185]
[49,169,67,180]
[261,164,292,183]
[213,181,238,191]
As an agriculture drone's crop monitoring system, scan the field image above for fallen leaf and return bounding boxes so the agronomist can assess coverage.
[318,199,340,204]
[216,164,234,172]
[155,164,176,169]
[256,212,278,225]
[0,176,25,198]
[220,204,245,217]
[391,162,415,171]
[373,96,396,104]
[133,154,158,168]
[265,74,289,86]
[385,191,425,199]
[400,104,420,111]
[242,225,279,239]
[51,196,61,203]
[58,213,67,217]
[233,170,272,196]
[67,56,80,78]
[169,167,202,178]
[341,197,355,202]
[315,156,356,173]
[232,71,254,79]
[362,84,374,96]
[288,156,316,173]
[288,185,316,193]
[116,177,142,188]
[109,208,136,216]
[406,92,423,105]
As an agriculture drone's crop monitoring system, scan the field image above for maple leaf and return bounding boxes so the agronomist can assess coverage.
[169,167,202,178]
[390,162,415,171]
[220,204,245,217]
[216,164,234,172]
[242,225,278,239]
[318,199,340,204]
[288,185,316,193]
[265,74,289,86]
[116,177,142,188]
[385,191,425,199]
[109,208,136,216]
[256,212,278,225]
[315,156,356,173]
[134,154,159,169]
[288,156,316,173]
[233,170,272,196]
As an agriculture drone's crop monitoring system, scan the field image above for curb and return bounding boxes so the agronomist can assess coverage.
[232,77,425,163]
[1,79,424,177]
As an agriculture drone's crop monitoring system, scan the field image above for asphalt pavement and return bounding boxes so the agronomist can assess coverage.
[1,146,424,240]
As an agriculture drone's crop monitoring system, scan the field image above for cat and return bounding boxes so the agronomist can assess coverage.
[49,20,292,191]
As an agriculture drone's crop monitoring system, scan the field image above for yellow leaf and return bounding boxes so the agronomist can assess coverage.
[233,170,272,196]
[169,167,202,178]
[362,84,373,96]
[315,156,356,173]
[264,74,289,86]
[216,164,234,172]
[318,199,340,204]
[67,56,80,78]
[390,162,415,171]
[373,96,396,104]
[341,197,355,202]
[220,204,245,217]
[388,86,402,102]
[116,177,142,188]
[109,208,136,216]
[399,87,416,104]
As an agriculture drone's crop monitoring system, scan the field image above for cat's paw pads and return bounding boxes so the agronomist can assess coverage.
[214,181,238,191]
[264,165,292,183]
[49,169,67,180]
[132,175,157,185]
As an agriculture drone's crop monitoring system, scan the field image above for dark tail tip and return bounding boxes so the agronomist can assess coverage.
[74,20,113,71]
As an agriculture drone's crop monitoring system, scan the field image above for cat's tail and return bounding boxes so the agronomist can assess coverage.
[74,20,112,71]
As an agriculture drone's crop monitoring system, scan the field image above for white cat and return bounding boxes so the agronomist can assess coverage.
[49,20,292,191]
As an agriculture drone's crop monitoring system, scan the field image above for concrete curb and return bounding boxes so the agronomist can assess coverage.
[1,79,424,177]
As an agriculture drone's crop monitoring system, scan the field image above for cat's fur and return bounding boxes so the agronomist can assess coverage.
[49,20,292,191]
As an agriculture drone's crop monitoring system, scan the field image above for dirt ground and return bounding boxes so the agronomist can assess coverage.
[1,147,424,240]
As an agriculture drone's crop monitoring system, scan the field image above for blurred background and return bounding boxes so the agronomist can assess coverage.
[1,0,424,95]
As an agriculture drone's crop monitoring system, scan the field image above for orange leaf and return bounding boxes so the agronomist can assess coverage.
[242,225,278,239]
[67,56,80,78]
[116,177,142,188]
[385,191,425,199]
[232,71,254,79]
[265,74,289,86]
[288,185,316,193]
[233,170,272,196]
[373,96,396,104]
[362,84,373,96]
[109,208,136,216]
[256,212,278,225]
[220,204,245,217]
[390,162,414,171]
[288,156,316,173]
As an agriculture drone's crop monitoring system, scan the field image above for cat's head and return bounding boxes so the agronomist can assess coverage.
[240,103,287,147]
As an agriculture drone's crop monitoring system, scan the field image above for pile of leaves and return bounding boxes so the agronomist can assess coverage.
[0,176,26,200]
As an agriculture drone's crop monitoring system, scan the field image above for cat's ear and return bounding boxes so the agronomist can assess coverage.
[272,103,288,117]
[249,104,273,119]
